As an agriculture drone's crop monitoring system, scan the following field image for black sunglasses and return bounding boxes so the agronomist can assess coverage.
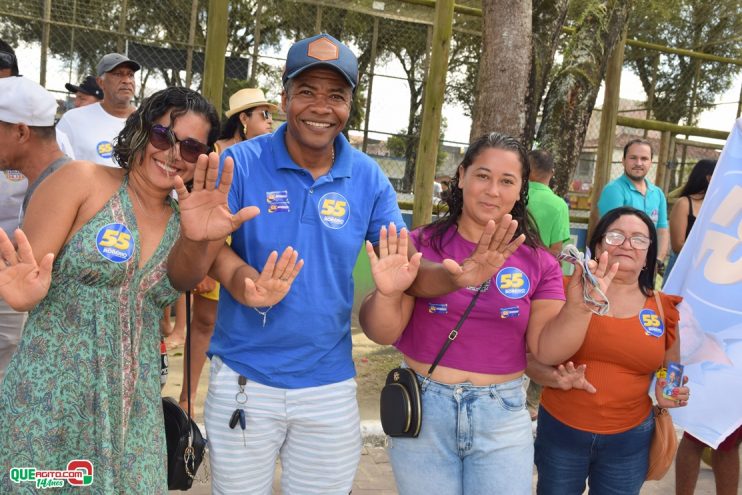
[149,124,208,163]
[0,52,17,70]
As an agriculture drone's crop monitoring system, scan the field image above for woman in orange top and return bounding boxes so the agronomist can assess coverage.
[533,206,690,495]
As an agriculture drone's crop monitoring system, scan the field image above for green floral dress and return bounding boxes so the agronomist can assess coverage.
[0,177,180,494]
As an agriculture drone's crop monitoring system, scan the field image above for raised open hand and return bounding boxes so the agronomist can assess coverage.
[0,228,54,311]
[442,215,525,288]
[175,152,260,242]
[365,223,422,297]
[551,361,597,393]
[242,247,304,308]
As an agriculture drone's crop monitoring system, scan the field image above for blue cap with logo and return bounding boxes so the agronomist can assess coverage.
[282,34,358,90]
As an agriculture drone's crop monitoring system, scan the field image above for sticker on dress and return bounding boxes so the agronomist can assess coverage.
[495,267,530,299]
[96,141,114,159]
[500,306,520,318]
[639,308,664,337]
[318,192,350,229]
[96,223,135,263]
[428,303,448,314]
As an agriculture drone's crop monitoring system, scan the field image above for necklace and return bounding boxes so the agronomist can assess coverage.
[129,184,170,219]
[253,305,273,327]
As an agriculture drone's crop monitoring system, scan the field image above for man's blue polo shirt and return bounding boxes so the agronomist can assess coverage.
[210,124,404,388]
[597,174,668,228]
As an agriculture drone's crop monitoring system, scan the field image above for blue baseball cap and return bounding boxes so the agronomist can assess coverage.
[282,34,358,90]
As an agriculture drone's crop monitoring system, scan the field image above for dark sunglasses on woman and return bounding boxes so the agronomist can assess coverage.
[149,124,208,163]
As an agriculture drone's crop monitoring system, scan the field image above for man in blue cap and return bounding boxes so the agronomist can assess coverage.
[168,34,403,493]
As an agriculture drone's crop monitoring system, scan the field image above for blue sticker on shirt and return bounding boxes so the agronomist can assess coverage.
[496,267,530,299]
[500,306,520,319]
[96,141,113,159]
[267,202,290,213]
[96,223,134,263]
[318,192,350,229]
[428,303,448,314]
[639,309,664,337]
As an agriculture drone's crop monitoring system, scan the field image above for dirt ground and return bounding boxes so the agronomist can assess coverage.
[161,320,398,424]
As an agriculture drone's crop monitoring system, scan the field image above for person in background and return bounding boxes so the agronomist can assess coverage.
[527,149,570,256]
[0,38,26,385]
[178,87,278,412]
[663,159,716,283]
[56,53,139,167]
[598,139,669,272]
[65,75,104,108]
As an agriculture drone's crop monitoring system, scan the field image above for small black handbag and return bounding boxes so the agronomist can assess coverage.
[379,285,485,438]
[162,292,207,490]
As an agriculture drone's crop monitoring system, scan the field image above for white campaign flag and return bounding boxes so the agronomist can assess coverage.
[663,117,742,448]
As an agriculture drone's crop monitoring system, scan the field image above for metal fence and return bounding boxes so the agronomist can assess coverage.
[1,0,739,198]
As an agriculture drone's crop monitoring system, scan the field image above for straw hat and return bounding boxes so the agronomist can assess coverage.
[225,88,278,118]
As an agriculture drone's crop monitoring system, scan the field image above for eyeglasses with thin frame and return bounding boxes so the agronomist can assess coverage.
[603,231,651,250]
[149,124,208,163]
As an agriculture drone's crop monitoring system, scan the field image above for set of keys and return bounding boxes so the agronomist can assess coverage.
[558,244,610,315]
[229,375,248,446]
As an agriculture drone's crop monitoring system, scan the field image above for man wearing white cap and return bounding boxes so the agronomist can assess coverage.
[56,52,140,167]
[0,76,72,382]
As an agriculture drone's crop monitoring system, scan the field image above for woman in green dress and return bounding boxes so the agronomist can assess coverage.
[0,87,224,493]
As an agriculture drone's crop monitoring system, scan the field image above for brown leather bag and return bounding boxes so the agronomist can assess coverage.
[646,291,679,481]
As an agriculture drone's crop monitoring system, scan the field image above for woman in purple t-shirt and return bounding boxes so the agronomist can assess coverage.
[360,132,617,495]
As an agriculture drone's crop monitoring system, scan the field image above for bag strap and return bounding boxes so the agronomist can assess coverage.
[185,291,194,429]
[425,283,486,378]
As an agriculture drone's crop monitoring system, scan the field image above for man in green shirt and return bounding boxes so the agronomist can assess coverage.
[527,150,570,255]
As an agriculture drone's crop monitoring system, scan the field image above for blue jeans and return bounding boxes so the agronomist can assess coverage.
[535,406,654,495]
[388,374,533,495]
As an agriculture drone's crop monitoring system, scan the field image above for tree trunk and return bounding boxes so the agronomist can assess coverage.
[470,0,532,141]
[523,0,570,149]
[537,0,632,196]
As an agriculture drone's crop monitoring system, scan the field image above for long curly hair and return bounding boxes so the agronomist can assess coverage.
[112,86,220,170]
[422,131,542,255]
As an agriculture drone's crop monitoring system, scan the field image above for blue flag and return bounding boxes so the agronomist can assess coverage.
[663,118,742,448]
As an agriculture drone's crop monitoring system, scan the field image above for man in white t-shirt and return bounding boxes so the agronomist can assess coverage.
[56,53,139,167]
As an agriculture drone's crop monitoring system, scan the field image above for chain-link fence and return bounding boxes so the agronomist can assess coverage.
[1,0,739,200]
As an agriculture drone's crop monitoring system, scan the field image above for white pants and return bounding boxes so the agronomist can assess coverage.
[0,299,25,384]
[205,356,361,494]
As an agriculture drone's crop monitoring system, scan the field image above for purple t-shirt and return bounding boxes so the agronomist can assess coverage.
[395,226,565,374]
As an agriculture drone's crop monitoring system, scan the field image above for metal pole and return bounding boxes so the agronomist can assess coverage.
[116,0,128,53]
[249,0,263,86]
[40,0,52,86]
[361,17,379,154]
[202,0,229,111]
[411,0,455,228]
[185,0,199,88]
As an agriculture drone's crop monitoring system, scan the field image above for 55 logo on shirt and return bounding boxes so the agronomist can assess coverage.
[318,192,350,229]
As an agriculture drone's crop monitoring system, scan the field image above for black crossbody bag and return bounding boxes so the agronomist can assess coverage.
[162,292,208,490]
[379,285,485,437]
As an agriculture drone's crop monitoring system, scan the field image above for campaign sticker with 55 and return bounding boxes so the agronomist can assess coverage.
[96,223,135,263]
[10,459,94,489]
[496,267,530,299]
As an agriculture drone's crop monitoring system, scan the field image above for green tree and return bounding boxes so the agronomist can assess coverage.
[624,0,742,125]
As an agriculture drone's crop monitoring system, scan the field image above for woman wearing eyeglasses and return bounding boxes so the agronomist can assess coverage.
[0,86,286,493]
[532,206,690,495]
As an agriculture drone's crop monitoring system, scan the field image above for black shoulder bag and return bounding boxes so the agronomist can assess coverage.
[162,292,208,490]
[380,285,485,437]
